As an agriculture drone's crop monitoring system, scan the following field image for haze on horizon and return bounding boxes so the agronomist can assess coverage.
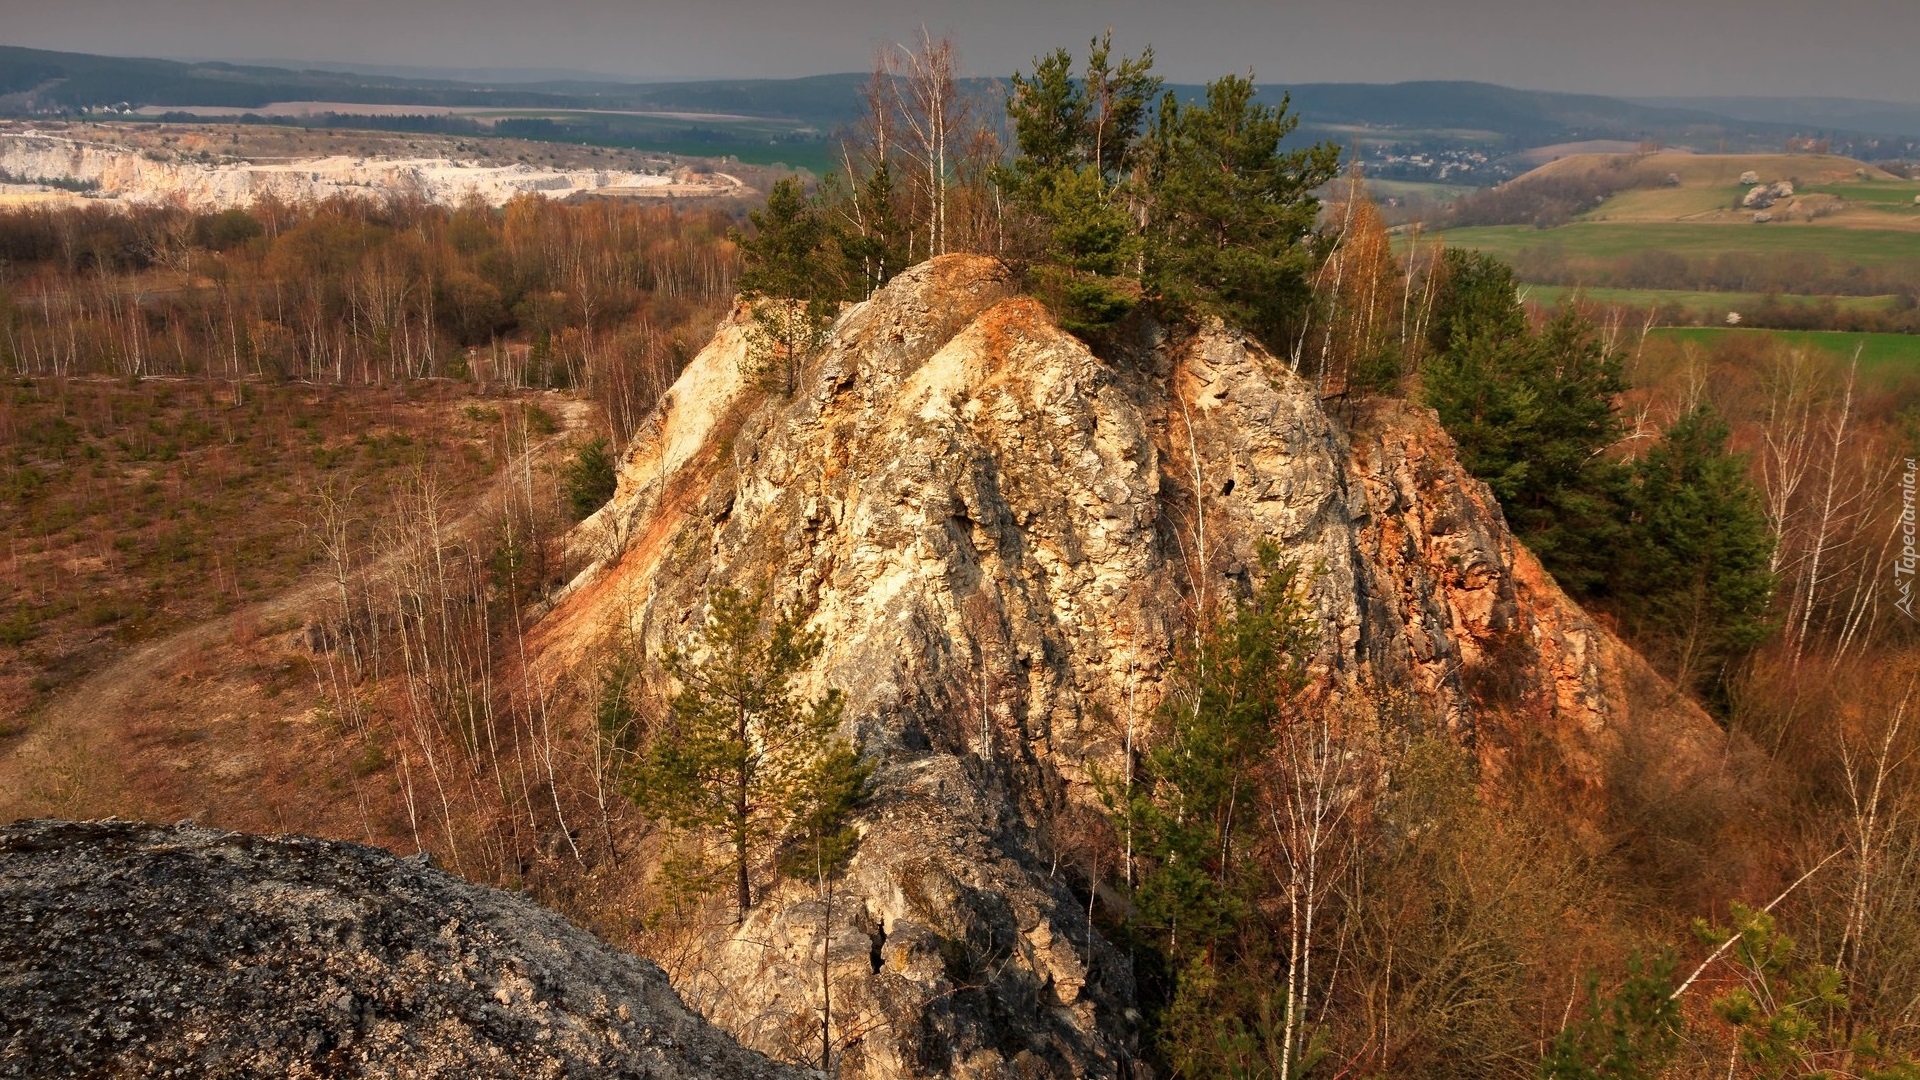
[7,0,1918,104]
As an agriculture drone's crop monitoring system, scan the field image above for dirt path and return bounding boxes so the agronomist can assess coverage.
[0,396,598,828]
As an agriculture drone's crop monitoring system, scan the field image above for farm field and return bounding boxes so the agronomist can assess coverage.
[1645,327,1920,373]
[1434,222,1920,265]
[1526,285,1905,317]
[1590,183,1920,227]
[1433,152,1920,279]
[1353,179,1476,202]
[1425,152,1920,336]
[1802,181,1920,206]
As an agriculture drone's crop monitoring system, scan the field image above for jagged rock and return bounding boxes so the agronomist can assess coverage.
[1739,170,1761,185]
[0,820,804,1079]
[542,255,1719,1078]
[1743,184,1775,209]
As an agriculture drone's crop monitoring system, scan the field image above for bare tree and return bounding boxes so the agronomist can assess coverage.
[1268,707,1370,1079]
[885,30,963,262]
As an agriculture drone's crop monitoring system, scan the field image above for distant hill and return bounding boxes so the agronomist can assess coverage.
[1511,151,1900,189]
[0,45,870,118]
[1277,82,1739,141]
[1438,149,1920,232]
[0,45,592,110]
[1633,96,1920,139]
[4,46,1916,180]
[1260,82,1847,183]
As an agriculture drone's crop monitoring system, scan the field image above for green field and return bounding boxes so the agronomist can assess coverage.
[1528,285,1904,316]
[1360,179,1477,203]
[1433,223,1920,266]
[1646,327,1920,372]
[465,109,837,173]
[1803,183,1920,209]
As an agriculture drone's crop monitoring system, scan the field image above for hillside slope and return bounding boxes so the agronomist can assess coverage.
[1438,149,1920,237]
[535,255,1722,1077]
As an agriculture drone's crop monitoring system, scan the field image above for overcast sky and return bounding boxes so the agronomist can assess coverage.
[8,0,1918,102]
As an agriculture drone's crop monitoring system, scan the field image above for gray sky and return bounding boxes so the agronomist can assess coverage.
[8,0,1918,102]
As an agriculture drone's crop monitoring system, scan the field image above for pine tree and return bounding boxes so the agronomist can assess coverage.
[1539,953,1682,1080]
[1422,263,1629,598]
[829,161,910,299]
[1427,249,1530,359]
[638,585,846,921]
[562,437,616,520]
[1005,48,1090,179]
[1121,550,1316,952]
[1143,74,1341,353]
[1002,33,1161,337]
[735,178,842,395]
[1689,904,1920,1079]
[1618,406,1775,701]
[1029,164,1142,336]
[778,738,874,1073]
[1108,544,1321,1076]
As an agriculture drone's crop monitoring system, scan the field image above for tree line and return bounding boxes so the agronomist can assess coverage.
[729,31,1341,384]
[0,193,739,448]
[1508,244,1920,302]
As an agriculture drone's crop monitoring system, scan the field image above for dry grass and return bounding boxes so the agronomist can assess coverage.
[0,377,555,730]
[1520,151,1902,188]
[0,376,606,851]
[1512,151,1920,230]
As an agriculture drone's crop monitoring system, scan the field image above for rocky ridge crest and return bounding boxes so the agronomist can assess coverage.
[542,255,1719,1078]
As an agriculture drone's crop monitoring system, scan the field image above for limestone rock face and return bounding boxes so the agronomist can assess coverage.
[0,132,689,209]
[0,819,803,1079]
[542,255,1716,1078]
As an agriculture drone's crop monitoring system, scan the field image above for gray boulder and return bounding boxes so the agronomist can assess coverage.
[0,820,803,1079]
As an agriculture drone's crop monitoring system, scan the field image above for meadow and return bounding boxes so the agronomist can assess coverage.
[1645,326,1920,373]
[1528,284,1906,317]
[0,378,534,731]
[1435,221,1920,265]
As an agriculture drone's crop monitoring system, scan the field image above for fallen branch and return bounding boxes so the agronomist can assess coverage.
[1669,846,1845,1002]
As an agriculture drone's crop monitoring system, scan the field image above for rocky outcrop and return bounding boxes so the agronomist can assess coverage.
[540,255,1719,1078]
[1742,179,1797,210]
[0,132,710,209]
[1344,398,1720,787]
[0,819,802,1079]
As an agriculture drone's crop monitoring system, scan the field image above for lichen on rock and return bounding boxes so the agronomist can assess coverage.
[0,819,802,1079]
